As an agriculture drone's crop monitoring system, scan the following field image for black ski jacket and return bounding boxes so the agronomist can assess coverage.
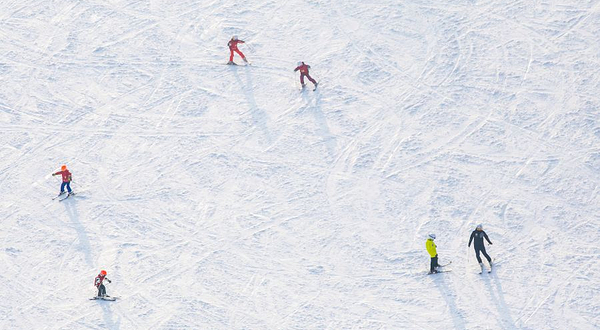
[468,230,492,249]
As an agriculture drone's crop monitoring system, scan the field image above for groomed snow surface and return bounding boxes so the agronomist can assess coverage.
[1,0,599,329]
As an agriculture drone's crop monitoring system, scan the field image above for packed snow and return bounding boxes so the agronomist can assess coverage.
[1,0,598,329]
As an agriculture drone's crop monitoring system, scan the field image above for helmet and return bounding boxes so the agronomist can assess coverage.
[476,224,483,230]
[61,165,67,171]
[297,61,302,66]
[100,270,107,275]
[232,35,238,40]
[428,233,436,240]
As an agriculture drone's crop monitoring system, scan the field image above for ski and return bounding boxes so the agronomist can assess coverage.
[438,261,452,267]
[427,270,451,275]
[52,192,66,200]
[59,192,75,202]
[90,296,117,301]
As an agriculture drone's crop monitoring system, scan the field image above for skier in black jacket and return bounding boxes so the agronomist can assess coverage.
[468,224,493,272]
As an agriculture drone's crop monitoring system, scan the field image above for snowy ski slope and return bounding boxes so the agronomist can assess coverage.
[1,0,599,329]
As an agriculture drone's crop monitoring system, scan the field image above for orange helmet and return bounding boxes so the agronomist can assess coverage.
[61,165,67,171]
[100,270,107,275]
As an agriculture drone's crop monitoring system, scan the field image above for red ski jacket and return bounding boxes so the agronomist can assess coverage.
[294,63,311,75]
[227,39,244,50]
[95,274,109,287]
[53,170,72,183]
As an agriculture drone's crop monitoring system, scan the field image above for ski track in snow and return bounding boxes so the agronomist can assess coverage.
[0,0,599,329]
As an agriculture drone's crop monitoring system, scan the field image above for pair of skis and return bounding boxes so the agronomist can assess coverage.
[52,192,75,202]
[52,192,77,202]
[226,61,250,66]
[426,261,452,275]
[90,296,117,301]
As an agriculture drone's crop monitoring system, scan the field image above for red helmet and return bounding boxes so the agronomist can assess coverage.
[61,165,67,171]
[100,270,107,276]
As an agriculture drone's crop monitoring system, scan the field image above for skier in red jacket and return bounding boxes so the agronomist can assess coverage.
[94,270,112,297]
[294,61,318,90]
[52,165,73,196]
[227,36,248,65]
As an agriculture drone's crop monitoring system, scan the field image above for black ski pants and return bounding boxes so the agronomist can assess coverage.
[97,284,106,297]
[475,246,491,263]
[430,255,439,273]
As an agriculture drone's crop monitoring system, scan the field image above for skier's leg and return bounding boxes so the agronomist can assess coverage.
[229,50,234,62]
[60,182,67,193]
[300,74,306,86]
[430,256,438,273]
[236,49,247,62]
[66,182,72,193]
[306,74,317,85]
[475,248,482,263]
[481,246,492,263]
[99,284,106,297]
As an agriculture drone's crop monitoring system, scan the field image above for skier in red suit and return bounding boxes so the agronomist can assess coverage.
[227,36,248,65]
[294,61,318,89]
[52,165,73,196]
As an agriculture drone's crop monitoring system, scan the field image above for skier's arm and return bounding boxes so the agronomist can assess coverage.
[294,66,299,72]
[484,232,492,245]
[468,232,474,247]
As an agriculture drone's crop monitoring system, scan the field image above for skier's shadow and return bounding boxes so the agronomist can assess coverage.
[301,89,337,159]
[100,302,120,329]
[485,274,517,329]
[62,198,93,267]
[231,66,272,144]
[432,275,467,330]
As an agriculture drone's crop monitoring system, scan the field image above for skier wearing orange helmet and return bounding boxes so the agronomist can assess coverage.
[52,165,73,196]
[94,270,111,297]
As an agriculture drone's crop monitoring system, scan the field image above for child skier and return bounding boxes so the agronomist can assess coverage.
[294,61,318,90]
[227,36,248,65]
[52,165,73,196]
[426,233,439,274]
[94,270,112,297]
[468,224,493,273]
